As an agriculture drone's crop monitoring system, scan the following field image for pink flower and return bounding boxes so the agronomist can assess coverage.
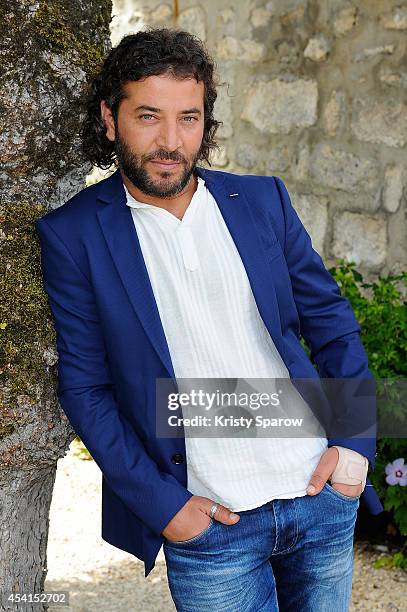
[385,458,407,486]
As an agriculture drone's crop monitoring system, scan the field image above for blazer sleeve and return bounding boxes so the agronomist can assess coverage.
[36,217,193,535]
[272,176,377,471]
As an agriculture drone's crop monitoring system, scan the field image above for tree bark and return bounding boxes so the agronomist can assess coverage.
[0,1,112,609]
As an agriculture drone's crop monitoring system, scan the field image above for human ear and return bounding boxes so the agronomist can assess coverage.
[100,100,116,142]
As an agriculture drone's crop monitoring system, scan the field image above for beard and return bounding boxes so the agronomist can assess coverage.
[114,129,203,198]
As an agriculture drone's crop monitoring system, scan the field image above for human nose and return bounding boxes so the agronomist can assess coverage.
[156,119,183,152]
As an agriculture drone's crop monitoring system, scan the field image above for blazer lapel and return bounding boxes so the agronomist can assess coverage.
[96,170,176,379]
[96,167,283,380]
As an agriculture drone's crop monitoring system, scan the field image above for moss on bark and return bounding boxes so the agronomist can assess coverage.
[33,0,107,79]
[0,201,57,410]
[0,0,112,434]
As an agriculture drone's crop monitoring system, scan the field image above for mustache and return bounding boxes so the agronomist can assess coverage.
[145,152,185,163]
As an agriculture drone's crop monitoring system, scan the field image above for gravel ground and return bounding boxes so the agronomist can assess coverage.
[44,444,406,611]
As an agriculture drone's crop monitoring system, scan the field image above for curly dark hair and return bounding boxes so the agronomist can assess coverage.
[80,27,223,169]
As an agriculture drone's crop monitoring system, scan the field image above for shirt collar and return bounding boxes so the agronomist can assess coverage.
[124,174,206,210]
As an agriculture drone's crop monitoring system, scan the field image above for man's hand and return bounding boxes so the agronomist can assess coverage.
[306,447,363,497]
[162,495,240,542]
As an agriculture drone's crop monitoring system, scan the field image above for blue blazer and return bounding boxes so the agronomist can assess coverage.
[36,167,384,577]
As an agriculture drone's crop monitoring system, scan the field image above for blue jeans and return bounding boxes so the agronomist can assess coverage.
[163,482,361,611]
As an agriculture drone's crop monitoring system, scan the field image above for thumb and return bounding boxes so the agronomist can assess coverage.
[306,447,339,495]
[306,472,328,495]
[209,502,240,524]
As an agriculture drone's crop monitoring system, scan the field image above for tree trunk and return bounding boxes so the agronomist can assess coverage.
[0,469,56,609]
[0,1,112,608]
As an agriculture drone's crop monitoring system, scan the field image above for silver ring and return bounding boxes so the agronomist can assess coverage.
[209,503,218,518]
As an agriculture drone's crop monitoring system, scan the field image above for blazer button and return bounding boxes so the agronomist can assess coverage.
[171,453,184,464]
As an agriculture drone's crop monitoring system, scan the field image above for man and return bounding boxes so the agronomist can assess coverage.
[36,28,383,611]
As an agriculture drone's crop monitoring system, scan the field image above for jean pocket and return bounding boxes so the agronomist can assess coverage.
[324,481,361,502]
[165,518,215,547]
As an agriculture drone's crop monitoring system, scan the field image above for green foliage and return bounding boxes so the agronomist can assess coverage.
[373,551,407,570]
[330,259,406,377]
[71,436,93,461]
[330,259,407,540]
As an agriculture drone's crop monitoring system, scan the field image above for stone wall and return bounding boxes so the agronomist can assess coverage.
[110,0,407,276]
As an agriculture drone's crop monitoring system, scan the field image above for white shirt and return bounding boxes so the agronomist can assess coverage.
[124,175,327,511]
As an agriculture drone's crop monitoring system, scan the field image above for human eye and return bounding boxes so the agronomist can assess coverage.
[182,116,198,122]
[139,114,155,121]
